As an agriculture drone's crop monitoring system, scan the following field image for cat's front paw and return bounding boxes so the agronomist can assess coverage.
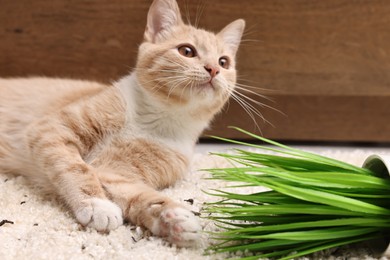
[153,207,201,247]
[75,198,123,232]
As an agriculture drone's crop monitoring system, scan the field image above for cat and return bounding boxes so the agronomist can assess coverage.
[0,0,245,247]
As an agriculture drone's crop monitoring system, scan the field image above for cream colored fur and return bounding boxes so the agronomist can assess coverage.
[0,0,245,247]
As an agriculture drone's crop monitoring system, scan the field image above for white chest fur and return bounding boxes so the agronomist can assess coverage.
[115,73,209,159]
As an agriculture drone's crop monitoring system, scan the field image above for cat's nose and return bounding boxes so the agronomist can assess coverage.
[204,65,220,78]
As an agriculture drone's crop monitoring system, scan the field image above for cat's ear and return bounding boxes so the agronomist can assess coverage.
[218,19,246,55]
[144,0,183,43]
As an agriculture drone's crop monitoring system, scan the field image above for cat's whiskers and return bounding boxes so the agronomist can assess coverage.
[180,78,194,102]
[158,57,188,70]
[217,77,275,133]
[148,65,187,85]
[150,77,185,98]
[163,66,207,95]
[234,83,275,103]
[167,77,188,100]
[195,0,207,28]
[146,70,192,103]
[235,79,274,92]
[149,75,183,93]
[229,91,264,133]
[232,89,275,126]
[232,81,285,116]
[183,0,192,26]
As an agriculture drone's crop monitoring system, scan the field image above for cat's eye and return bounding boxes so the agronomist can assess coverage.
[219,56,230,69]
[178,45,197,58]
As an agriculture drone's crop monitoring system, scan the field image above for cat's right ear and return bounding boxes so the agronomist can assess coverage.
[218,19,246,55]
[144,0,183,43]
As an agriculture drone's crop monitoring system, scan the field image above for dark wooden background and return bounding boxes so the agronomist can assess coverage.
[1,0,390,142]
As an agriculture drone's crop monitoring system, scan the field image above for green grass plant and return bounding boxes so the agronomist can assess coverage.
[204,127,390,259]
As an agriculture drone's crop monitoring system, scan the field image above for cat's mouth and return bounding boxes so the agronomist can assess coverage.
[198,80,215,90]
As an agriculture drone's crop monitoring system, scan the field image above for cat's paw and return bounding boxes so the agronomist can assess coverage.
[75,198,123,232]
[153,206,201,247]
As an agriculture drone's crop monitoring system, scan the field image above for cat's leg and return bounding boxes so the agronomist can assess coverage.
[102,179,201,247]
[25,117,123,232]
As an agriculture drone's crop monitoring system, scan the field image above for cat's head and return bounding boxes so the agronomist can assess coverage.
[135,0,245,118]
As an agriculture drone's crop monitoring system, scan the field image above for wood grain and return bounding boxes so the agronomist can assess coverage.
[0,0,150,82]
[1,0,390,142]
[207,94,390,142]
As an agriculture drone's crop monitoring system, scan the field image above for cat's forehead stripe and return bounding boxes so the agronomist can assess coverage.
[184,27,225,57]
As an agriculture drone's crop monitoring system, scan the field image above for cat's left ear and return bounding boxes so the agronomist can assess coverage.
[144,0,184,43]
[218,19,246,55]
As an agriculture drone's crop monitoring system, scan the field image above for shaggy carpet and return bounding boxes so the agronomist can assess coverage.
[1,145,390,260]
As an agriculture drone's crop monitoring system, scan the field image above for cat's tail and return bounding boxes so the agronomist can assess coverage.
[0,136,23,175]
[0,137,14,172]
[0,135,56,194]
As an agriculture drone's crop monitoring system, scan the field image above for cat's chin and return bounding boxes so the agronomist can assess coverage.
[192,82,219,98]
[197,82,215,90]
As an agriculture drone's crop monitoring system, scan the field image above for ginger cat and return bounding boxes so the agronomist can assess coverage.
[0,0,245,247]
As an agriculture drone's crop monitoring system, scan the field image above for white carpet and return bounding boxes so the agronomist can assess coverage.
[1,145,390,260]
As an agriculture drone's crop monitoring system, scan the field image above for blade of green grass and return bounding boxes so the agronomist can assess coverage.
[204,204,366,216]
[234,149,365,173]
[204,128,390,259]
[214,218,390,235]
[257,179,390,215]
[209,166,390,190]
[236,226,378,241]
[211,127,373,175]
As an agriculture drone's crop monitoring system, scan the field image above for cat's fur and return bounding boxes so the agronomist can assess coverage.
[0,0,244,246]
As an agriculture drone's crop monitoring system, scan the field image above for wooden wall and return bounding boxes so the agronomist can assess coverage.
[1,0,390,142]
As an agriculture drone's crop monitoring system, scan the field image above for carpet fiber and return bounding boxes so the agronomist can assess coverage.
[1,147,390,259]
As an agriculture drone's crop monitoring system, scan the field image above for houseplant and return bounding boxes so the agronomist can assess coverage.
[204,128,390,259]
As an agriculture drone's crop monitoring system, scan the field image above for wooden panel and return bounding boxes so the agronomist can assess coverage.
[1,0,390,142]
[206,94,390,142]
[0,0,150,82]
